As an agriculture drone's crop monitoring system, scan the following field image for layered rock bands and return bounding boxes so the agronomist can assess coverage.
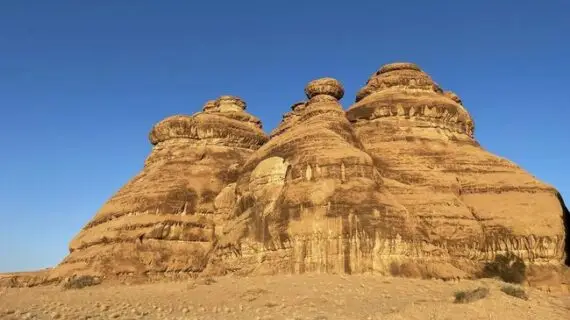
[35,63,570,283]
[50,96,268,281]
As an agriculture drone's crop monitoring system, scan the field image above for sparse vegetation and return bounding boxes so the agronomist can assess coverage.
[501,284,528,300]
[482,252,526,284]
[2,274,568,319]
[389,261,421,278]
[454,287,489,303]
[62,275,101,290]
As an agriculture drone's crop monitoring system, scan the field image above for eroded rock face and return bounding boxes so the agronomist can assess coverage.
[347,62,566,270]
[269,101,307,138]
[52,97,268,280]
[214,78,418,276]
[13,62,566,286]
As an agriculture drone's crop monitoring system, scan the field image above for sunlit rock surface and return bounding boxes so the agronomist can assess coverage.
[4,62,566,286]
[347,63,565,274]
[51,97,268,280]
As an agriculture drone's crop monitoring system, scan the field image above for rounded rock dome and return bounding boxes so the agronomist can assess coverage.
[216,95,246,111]
[304,78,344,100]
[148,115,195,145]
[290,101,307,111]
[202,100,217,112]
[377,62,422,74]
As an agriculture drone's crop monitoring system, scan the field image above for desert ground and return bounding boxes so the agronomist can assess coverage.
[1,274,569,320]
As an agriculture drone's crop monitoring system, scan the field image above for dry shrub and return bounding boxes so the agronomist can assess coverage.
[454,287,489,303]
[62,275,101,290]
[482,253,526,284]
[501,285,528,300]
[389,261,421,278]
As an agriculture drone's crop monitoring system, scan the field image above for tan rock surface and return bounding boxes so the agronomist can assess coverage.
[214,78,419,276]
[51,97,268,281]
[0,61,567,288]
[347,62,566,271]
[269,101,307,138]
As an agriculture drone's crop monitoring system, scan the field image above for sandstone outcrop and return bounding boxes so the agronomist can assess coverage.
[2,62,567,287]
[50,96,268,280]
[347,62,566,273]
[214,78,416,275]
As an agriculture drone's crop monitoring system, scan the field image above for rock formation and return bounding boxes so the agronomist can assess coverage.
[2,62,567,286]
[214,78,416,275]
[50,96,268,280]
[346,63,565,276]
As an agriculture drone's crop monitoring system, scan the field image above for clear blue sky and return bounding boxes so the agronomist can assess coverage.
[0,1,568,272]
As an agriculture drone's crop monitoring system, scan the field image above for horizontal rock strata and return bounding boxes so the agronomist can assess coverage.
[347,62,565,270]
[51,97,268,280]
[215,78,419,276]
[4,62,565,287]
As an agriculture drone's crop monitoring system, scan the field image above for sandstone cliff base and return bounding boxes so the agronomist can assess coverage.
[1,274,569,320]
[1,62,568,290]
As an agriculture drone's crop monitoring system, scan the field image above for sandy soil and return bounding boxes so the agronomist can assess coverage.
[0,274,569,320]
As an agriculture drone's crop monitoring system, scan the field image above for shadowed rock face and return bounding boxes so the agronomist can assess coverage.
[559,192,570,266]
[14,62,566,285]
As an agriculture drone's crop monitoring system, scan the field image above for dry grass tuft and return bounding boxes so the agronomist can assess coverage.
[500,284,528,300]
[389,262,421,278]
[454,287,489,303]
[62,275,101,290]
